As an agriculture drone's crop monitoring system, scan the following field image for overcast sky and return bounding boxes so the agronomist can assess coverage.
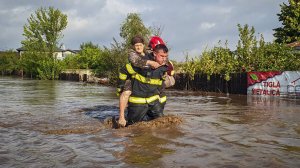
[0,0,286,61]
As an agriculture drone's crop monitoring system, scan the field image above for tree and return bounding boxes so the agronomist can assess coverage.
[97,39,128,84]
[236,24,259,72]
[22,7,67,54]
[77,42,102,69]
[256,42,299,71]
[21,7,68,79]
[120,13,151,48]
[19,52,43,78]
[273,0,300,44]
[149,24,164,37]
[0,50,19,75]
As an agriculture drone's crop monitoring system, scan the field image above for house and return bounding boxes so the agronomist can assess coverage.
[16,47,80,60]
[287,41,300,51]
[62,49,80,59]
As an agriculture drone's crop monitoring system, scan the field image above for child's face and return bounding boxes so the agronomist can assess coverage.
[154,50,168,65]
[134,43,144,54]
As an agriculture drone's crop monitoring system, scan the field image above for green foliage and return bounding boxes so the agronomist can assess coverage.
[91,13,152,85]
[236,24,259,72]
[21,7,67,79]
[22,7,67,54]
[60,40,127,85]
[61,54,80,69]
[180,41,238,81]
[19,52,44,78]
[181,54,200,80]
[0,50,19,75]
[37,58,64,80]
[273,0,300,44]
[180,24,300,81]
[60,13,151,85]
[256,42,299,71]
[195,41,238,81]
[120,13,151,48]
[77,42,102,69]
[19,52,63,79]
[95,39,127,85]
[61,41,111,75]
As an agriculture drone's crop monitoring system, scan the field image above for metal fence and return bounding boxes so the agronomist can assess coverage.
[173,73,247,94]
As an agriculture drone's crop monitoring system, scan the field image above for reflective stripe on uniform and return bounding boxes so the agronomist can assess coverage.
[126,64,136,74]
[129,95,160,104]
[170,70,175,76]
[126,63,163,85]
[159,96,167,103]
[116,88,121,96]
[133,73,163,85]
[119,73,127,80]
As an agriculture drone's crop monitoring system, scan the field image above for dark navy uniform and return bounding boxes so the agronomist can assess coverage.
[117,55,168,125]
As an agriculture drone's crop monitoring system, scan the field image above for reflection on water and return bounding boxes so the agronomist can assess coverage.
[0,77,299,168]
[114,129,175,166]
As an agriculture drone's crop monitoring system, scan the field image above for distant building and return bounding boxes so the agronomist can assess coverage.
[16,47,80,60]
[287,41,300,51]
[61,49,80,60]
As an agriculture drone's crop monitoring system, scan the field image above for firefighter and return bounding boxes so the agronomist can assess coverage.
[117,44,171,125]
[118,36,174,127]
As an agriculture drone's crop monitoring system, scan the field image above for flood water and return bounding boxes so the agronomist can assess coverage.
[0,77,299,168]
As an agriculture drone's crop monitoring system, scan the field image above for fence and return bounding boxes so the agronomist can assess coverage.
[59,73,80,81]
[173,73,247,95]
[59,69,92,82]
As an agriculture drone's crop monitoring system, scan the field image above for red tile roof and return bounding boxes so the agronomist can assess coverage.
[287,41,300,47]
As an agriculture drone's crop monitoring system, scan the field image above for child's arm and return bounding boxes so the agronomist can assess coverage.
[128,49,161,69]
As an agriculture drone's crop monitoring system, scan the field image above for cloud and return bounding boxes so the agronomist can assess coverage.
[62,0,153,48]
[199,22,216,30]
[0,0,287,61]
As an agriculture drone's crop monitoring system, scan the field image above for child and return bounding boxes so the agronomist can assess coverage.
[118,36,174,127]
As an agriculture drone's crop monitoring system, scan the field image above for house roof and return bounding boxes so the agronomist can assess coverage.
[16,47,65,52]
[64,49,80,53]
[16,47,79,52]
[16,47,26,51]
[287,41,300,50]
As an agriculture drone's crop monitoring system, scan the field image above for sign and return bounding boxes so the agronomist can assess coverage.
[247,71,300,96]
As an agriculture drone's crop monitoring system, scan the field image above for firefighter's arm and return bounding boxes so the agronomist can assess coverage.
[116,66,130,96]
[163,75,175,88]
[163,61,175,88]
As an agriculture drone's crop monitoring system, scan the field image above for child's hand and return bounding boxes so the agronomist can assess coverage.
[166,61,174,76]
[118,117,127,127]
[148,60,161,69]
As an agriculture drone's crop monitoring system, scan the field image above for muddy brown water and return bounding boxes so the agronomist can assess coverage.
[0,77,299,168]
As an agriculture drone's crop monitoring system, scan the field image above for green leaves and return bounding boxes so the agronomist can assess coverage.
[37,58,63,80]
[22,7,67,53]
[0,50,19,74]
[21,7,68,79]
[180,23,300,81]
[198,41,238,81]
[120,13,151,48]
[236,24,258,72]
[274,0,300,44]
[77,42,102,69]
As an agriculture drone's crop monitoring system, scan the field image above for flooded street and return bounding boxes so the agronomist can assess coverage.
[0,77,299,168]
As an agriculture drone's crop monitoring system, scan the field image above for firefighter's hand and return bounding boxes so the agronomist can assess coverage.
[167,61,174,76]
[118,117,127,127]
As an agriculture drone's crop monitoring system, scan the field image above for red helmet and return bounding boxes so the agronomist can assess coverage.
[148,36,165,50]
